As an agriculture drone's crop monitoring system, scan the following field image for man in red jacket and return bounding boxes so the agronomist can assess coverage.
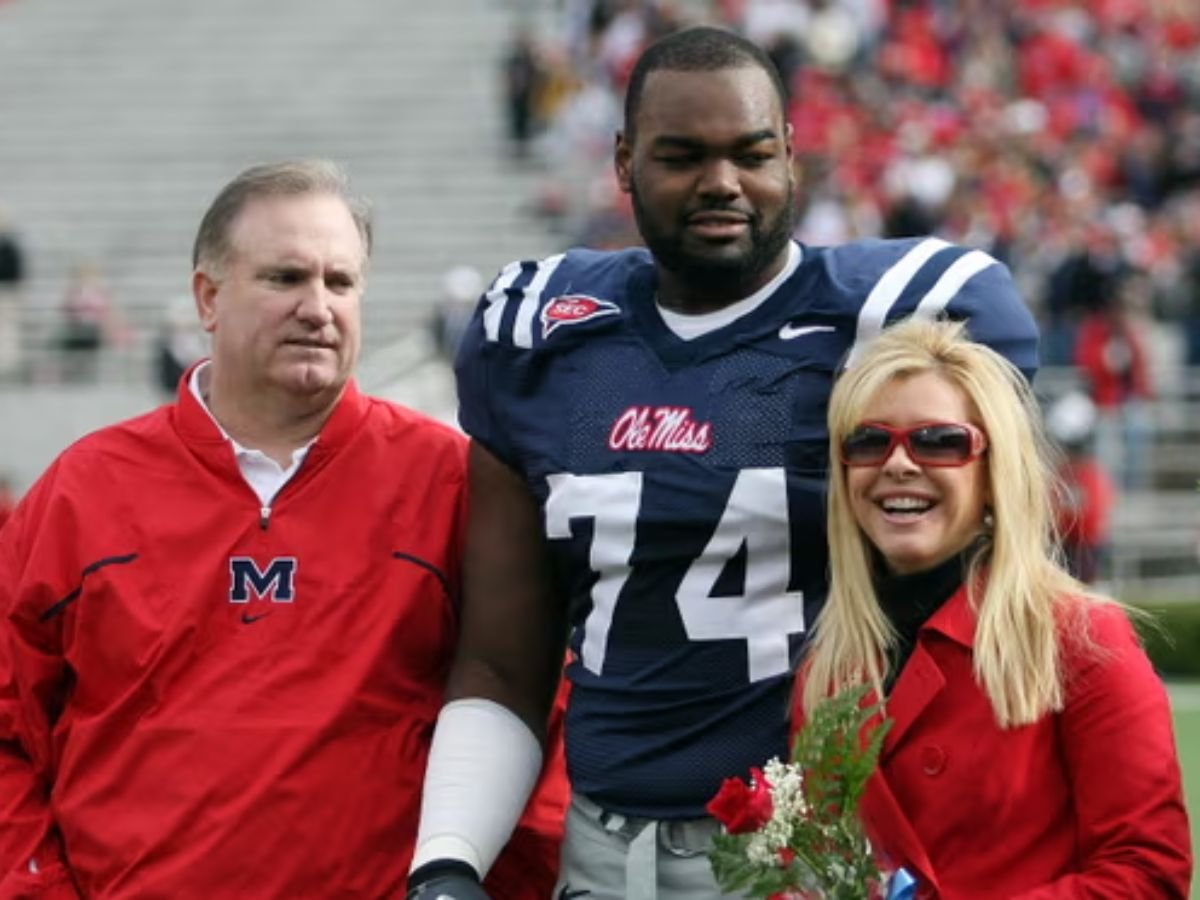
[0,161,566,898]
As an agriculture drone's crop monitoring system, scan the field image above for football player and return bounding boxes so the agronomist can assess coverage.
[408,26,1038,900]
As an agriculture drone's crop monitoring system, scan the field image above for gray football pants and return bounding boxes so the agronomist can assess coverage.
[552,793,747,900]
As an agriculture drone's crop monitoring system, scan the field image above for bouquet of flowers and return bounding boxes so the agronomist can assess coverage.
[706,684,912,900]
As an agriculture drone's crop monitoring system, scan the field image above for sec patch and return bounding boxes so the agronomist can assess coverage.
[541,294,621,338]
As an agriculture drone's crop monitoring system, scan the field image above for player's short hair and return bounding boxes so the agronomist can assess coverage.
[192,159,372,275]
[623,26,788,141]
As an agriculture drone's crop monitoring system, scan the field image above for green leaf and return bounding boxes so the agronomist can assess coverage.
[708,684,893,898]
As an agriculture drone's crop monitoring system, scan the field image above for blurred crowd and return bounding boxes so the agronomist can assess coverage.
[480,0,1200,583]
[500,0,1200,378]
[0,215,205,391]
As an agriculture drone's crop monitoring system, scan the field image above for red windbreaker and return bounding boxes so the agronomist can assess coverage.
[0,376,566,898]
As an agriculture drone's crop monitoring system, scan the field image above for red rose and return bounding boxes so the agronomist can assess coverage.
[707,767,774,834]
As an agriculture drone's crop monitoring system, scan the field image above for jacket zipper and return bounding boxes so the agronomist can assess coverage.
[255,444,316,531]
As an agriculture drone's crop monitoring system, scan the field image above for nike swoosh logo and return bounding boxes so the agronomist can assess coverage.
[778,323,836,340]
[241,611,272,624]
[557,889,590,900]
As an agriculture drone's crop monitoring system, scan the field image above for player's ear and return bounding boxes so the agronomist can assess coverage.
[193,268,219,334]
[614,131,633,194]
[783,122,798,194]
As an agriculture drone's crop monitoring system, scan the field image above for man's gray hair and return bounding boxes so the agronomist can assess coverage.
[192,159,372,274]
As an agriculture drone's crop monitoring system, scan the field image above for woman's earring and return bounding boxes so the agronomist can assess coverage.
[983,509,995,530]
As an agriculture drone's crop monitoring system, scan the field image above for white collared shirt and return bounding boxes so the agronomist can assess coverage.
[189,362,314,507]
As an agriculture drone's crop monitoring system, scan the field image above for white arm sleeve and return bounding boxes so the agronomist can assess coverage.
[409,698,544,878]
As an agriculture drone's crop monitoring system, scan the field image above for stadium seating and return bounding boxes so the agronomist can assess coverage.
[0,0,564,382]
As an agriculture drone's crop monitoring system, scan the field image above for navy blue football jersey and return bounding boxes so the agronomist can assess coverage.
[455,237,1039,819]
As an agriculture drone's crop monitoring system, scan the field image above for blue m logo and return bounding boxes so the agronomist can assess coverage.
[228,557,297,604]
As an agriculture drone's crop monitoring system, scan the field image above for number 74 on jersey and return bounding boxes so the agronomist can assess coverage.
[545,467,806,683]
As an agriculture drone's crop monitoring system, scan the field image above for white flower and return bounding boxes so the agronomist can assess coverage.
[745,831,777,866]
[739,758,813,870]
[764,757,808,821]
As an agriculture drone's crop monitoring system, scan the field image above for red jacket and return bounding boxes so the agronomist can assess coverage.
[0,378,566,899]
[1054,458,1115,548]
[1074,313,1153,409]
[793,588,1191,898]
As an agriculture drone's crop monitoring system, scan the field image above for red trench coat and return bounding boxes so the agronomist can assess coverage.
[794,587,1191,898]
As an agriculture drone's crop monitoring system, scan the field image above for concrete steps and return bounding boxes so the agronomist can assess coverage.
[0,0,562,382]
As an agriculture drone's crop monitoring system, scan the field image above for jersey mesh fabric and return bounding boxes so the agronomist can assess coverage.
[457,239,1039,819]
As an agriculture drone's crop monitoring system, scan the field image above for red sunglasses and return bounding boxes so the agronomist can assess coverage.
[840,421,988,468]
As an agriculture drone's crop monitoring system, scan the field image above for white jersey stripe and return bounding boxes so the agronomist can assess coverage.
[845,237,949,367]
[483,260,526,343]
[913,249,997,319]
[514,253,565,349]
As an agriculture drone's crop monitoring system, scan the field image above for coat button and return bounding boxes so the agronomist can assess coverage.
[920,745,946,776]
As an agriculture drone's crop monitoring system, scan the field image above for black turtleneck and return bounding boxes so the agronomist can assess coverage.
[875,549,972,694]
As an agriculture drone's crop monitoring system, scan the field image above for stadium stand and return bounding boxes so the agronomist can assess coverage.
[0,0,573,485]
[0,0,566,388]
[0,0,1195,601]
[502,0,1200,602]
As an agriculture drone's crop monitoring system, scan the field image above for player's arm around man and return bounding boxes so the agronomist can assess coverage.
[408,440,571,900]
[409,20,1043,900]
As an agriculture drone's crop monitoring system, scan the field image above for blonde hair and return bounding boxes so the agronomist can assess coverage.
[803,317,1106,728]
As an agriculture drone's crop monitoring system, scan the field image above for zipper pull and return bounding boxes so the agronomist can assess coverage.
[260,506,271,530]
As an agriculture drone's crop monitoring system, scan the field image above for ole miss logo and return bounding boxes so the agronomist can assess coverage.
[609,406,713,453]
[541,294,621,338]
[228,557,296,603]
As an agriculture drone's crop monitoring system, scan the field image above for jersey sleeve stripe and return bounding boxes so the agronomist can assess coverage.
[912,249,997,319]
[483,260,527,343]
[513,253,565,349]
[845,237,949,367]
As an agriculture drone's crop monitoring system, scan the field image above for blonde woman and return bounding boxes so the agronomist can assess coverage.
[794,318,1191,897]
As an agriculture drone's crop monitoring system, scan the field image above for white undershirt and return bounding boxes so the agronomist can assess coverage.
[656,241,802,340]
[189,362,314,507]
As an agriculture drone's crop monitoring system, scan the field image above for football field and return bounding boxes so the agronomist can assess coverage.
[1170,682,1200,899]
